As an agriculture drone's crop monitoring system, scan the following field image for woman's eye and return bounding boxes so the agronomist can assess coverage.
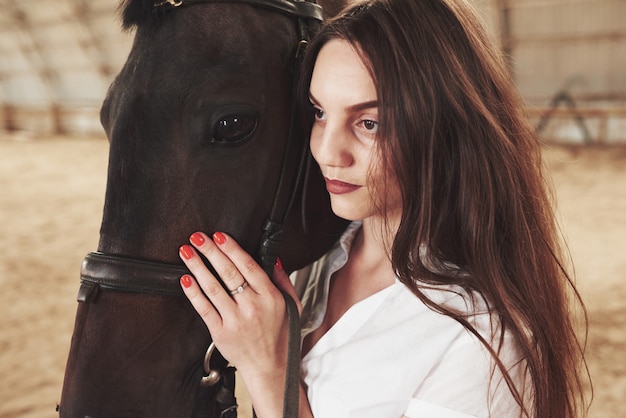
[312,107,325,121]
[212,114,257,144]
[361,119,379,133]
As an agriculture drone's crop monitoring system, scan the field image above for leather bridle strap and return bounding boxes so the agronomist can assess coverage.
[154,0,323,20]
[79,252,186,300]
[281,292,302,418]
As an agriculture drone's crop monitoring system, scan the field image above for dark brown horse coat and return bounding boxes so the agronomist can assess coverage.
[59,1,348,416]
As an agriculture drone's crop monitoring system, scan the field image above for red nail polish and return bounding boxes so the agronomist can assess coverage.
[181,274,193,288]
[180,244,194,260]
[190,232,205,246]
[213,232,226,245]
[275,257,283,271]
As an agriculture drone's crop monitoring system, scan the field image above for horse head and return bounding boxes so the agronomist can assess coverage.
[100,0,345,269]
[59,1,348,417]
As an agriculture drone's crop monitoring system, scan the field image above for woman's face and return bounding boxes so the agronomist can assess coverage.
[309,39,401,223]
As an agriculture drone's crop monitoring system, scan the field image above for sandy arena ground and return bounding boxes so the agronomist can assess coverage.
[0,134,624,417]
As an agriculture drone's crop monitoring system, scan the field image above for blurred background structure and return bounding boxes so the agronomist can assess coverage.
[0,0,625,143]
[0,0,132,136]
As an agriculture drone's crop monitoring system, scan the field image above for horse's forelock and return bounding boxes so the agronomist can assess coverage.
[118,0,156,30]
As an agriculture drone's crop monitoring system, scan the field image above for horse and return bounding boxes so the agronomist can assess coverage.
[58,0,348,416]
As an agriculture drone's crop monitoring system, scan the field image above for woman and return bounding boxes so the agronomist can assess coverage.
[178,0,589,416]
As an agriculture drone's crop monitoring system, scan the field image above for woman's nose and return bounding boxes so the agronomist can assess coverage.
[310,121,352,168]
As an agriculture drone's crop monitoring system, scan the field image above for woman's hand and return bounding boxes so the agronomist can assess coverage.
[178,231,301,412]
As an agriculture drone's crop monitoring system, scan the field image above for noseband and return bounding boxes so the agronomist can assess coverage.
[77,1,322,417]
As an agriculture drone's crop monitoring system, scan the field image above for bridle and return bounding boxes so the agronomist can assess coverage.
[77,1,323,417]
[155,0,323,20]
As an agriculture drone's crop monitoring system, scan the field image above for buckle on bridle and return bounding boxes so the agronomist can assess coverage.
[201,341,222,386]
[154,0,183,8]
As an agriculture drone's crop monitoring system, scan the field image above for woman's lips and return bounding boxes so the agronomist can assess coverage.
[324,178,361,194]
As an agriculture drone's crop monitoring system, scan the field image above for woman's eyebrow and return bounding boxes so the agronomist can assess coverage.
[308,93,378,112]
[308,93,320,106]
[347,100,378,112]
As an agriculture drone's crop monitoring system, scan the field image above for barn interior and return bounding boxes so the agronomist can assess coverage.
[0,1,624,417]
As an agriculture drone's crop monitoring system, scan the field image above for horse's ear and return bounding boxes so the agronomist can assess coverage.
[316,0,352,19]
[118,0,155,30]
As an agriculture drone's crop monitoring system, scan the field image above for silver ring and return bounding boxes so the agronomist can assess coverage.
[228,281,249,296]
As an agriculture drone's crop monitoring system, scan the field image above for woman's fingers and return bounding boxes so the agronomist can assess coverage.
[196,231,274,294]
[179,241,237,315]
[180,231,277,305]
[179,274,222,329]
[272,260,303,314]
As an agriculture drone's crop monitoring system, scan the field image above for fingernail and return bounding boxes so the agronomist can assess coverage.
[213,232,226,245]
[180,244,194,260]
[190,232,205,246]
[181,274,193,288]
[275,257,283,271]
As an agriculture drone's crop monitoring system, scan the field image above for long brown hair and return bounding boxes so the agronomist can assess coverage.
[299,0,589,416]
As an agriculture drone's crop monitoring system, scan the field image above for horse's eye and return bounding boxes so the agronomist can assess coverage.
[212,114,257,144]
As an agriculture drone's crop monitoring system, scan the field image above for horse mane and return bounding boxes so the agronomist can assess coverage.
[118,0,158,30]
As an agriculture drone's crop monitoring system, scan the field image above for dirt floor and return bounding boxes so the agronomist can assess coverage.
[0,134,624,417]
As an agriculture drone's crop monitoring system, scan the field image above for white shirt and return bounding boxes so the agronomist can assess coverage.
[292,222,528,418]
